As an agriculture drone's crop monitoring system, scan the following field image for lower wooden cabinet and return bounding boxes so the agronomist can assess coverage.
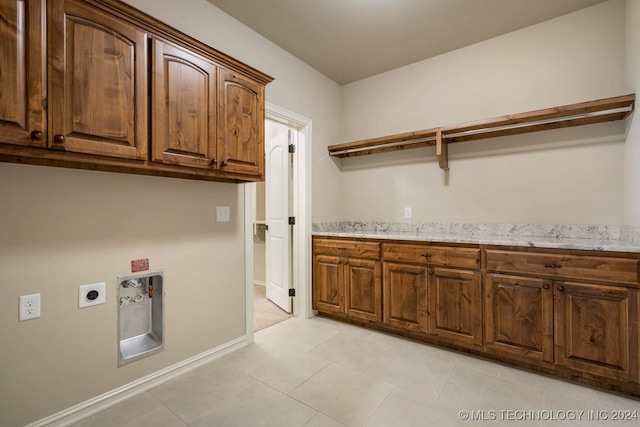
[312,244,381,323]
[554,281,638,383]
[429,267,483,347]
[383,262,428,333]
[345,258,382,322]
[312,254,343,316]
[485,274,554,363]
[312,236,640,396]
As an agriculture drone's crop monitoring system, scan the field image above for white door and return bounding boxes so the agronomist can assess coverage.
[265,129,291,312]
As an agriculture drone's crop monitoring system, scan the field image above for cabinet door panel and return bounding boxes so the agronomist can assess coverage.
[217,68,264,176]
[383,262,427,333]
[49,0,147,159]
[555,282,637,382]
[346,258,381,322]
[313,255,344,316]
[429,268,483,346]
[151,38,217,168]
[0,0,46,147]
[485,274,553,363]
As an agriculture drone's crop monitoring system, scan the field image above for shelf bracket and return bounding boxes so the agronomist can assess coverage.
[436,130,449,171]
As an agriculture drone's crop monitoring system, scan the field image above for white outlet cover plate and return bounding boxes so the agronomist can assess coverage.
[19,293,41,321]
[79,282,106,308]
[216,206,230,222]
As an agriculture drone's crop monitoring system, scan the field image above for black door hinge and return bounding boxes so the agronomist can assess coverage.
[289,216,295,225]
[289,144,295,153]
[288,289,296,297]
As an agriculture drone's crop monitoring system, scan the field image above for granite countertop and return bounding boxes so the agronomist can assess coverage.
[312,222,640,253]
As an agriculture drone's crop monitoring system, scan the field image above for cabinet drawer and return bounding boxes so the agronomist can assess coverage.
[383,243,480,269]
[486,250,639,285]
[313,238,380,259]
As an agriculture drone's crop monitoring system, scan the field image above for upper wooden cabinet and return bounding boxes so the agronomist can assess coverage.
[151,37,217,169]
[48,0,148,159]
[0,0,273,182]
[217,69,264,177]
[0,0,46,147]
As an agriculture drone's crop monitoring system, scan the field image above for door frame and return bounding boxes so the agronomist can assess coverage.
[244,103,312,342]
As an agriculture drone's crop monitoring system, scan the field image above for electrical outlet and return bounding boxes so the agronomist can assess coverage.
[216,206,230,222]
[79,282,106,308]
[404,207,412,219]
[19,293,41,321]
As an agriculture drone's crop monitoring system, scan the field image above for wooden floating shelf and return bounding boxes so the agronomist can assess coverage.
[328,94,635,170]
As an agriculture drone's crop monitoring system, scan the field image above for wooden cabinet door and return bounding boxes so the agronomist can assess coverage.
[345,258,381,322]
[0,0,46,147]
[312,255,344,316]
[428,268,483,346]
[151,37,218,169]
[217,68,264,177]
[485,274,553,363]
[383,262,428,333]
[48,0,147,159]
[554,281,638,382]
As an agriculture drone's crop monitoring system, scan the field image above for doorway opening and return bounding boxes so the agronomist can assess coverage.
[253,120,294,330]
[244,104,312,341]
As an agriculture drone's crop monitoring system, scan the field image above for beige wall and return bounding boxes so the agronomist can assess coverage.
[0,0,342,425]
[0,165,245,425]
[338,0,628,225]
[624,0,640,226]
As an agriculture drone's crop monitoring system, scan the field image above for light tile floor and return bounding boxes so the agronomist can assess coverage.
[73,316,640,427]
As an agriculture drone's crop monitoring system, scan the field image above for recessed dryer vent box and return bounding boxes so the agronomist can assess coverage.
[117,271,164,366]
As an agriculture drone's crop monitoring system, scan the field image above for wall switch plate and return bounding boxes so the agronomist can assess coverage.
[19,293,41,321]
[216,206,230,222]
[404,207,412,219]
[79,282,106,308]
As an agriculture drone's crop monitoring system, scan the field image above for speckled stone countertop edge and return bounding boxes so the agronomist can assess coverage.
[312,223,640,253]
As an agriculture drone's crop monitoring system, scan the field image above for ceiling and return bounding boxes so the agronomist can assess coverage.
[206,0,607,85]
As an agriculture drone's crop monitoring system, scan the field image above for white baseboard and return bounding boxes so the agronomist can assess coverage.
[27,336,248,427]
[253,280,266,287]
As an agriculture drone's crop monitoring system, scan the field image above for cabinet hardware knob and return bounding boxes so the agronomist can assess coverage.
[420,253,432,258]
[557,285,565,292]
[30,130,43,140]
[210,159,217,165]
[53,134,65,144]
[544,263,562,269]
[220,160,228,167]
[543,284,550,290]
[589,336,595,343]
[337,247,346,251]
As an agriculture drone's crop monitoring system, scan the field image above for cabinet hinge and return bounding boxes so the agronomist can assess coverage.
[289,216,296,225]
[289,144,295,154]
[288,289,296,297]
